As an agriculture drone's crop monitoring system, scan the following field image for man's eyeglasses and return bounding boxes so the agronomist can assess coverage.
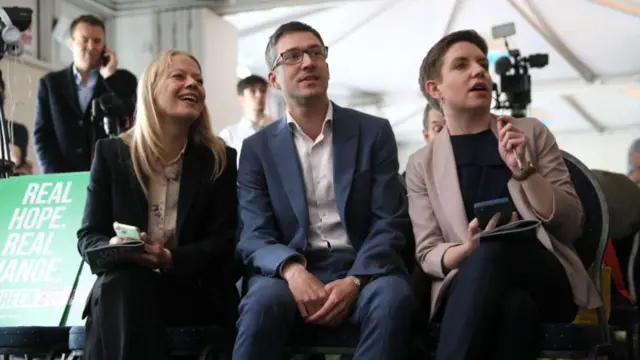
[272,46,329,70]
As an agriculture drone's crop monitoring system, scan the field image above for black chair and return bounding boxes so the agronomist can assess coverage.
[0,326,69,360]
[624,231,640,358]
[537,150,615,358]
[66,325,235,359]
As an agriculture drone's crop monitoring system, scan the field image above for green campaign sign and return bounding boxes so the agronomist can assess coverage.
[66,262,95,326]
[0,172,93,326]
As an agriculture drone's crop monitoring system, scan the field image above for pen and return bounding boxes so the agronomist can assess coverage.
[500,118,524,171]
[514,152,524,171]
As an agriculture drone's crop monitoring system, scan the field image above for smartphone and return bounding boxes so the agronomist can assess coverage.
[100,47,110,66]
[113,221,142,241]
[474,197,513,229]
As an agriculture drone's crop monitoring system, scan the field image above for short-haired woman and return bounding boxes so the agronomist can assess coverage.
[406,30,602,360]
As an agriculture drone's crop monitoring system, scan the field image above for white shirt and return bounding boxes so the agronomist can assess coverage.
[287,103,352,251]
[219,117,270,161]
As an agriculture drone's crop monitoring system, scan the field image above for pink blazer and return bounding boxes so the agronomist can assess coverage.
[404,117,603,317]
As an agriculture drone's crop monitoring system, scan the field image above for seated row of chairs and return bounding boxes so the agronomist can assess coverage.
[0,151,635,360]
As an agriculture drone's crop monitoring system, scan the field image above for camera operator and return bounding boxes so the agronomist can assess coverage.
[34,14,137,174]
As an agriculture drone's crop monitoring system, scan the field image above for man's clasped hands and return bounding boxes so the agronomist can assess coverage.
[281,261,360,326]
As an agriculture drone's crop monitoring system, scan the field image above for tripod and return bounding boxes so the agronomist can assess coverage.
[0,104,15,179]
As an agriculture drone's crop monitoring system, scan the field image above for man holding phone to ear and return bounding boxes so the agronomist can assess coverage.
[34,14,137,174]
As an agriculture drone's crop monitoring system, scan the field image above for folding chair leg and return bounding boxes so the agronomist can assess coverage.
[630,322,640,360]
[199,344,233,360]
[45,343,68,360]
[588,343,617,360]
[199,344,215,360]
[67,349,84,360]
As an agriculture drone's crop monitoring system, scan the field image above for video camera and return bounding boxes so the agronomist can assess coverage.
[0,6,33,60]
[0,6,33,179]
[491,22,548,118]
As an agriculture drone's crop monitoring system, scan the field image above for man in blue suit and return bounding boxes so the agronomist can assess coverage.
[233,21,415,360]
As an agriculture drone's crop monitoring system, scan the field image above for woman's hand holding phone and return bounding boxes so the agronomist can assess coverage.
[110,222,172,268]
[109,232,172,268]
[108,236,129,245]
[111,222,142,244]
[135,233,173,269]
[443,213,503,271]
[464,212,519,254]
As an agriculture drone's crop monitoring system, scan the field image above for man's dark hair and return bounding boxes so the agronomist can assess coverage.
[265,21,324,70]
[69,14,105,37]
[237,75,268,95]
[418,30,488,112]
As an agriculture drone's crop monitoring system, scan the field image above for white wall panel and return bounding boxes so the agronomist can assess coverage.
[199,8,240,133]
[110,8,240,133]
[108,14,156,77]
[110,9,201,78]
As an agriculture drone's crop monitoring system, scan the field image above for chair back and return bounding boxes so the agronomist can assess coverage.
[561,151,610,284]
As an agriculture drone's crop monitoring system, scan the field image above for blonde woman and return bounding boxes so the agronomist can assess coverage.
[77,50,239,360]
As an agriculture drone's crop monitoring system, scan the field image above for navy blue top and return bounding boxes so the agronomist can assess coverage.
[450,129,518,222]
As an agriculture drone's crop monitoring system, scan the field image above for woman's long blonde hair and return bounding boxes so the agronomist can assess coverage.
[121,50,227,196]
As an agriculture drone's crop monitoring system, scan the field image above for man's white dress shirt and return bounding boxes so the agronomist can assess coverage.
[287,103,352,251]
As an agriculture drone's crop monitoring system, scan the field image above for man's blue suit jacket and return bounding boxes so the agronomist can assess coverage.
[236,103,411,279]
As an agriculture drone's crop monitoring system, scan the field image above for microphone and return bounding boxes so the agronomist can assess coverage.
[103,115,110,137]
[98,93,121,137]
[98,92,126,118]
[90,97,110,136]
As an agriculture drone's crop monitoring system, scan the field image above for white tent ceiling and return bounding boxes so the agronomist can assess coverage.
[224,0,640,145]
